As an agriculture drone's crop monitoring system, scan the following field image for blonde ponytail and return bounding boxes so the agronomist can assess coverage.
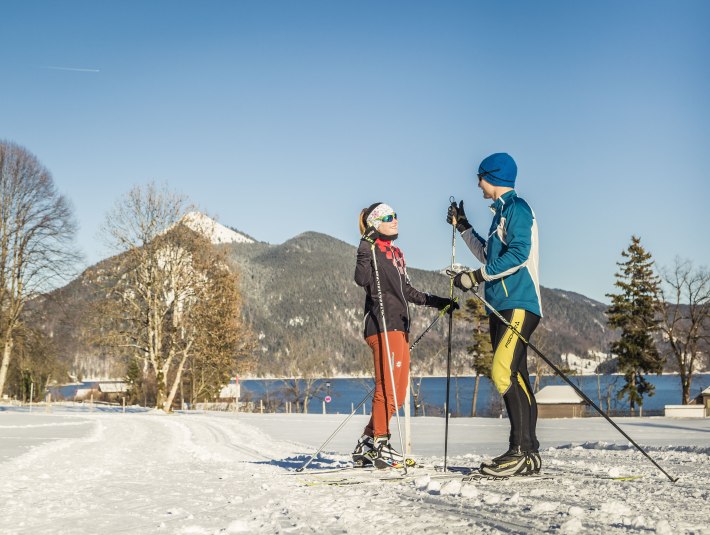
[358,208,368,235]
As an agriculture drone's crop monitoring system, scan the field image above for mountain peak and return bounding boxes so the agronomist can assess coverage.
[180,212,255,245]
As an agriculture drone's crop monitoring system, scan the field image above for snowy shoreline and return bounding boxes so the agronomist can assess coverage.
[67,371,710,383]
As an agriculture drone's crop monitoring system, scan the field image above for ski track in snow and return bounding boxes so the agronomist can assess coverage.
[0,409,708,534]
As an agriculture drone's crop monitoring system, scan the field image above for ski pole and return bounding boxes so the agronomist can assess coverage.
[296,385,374,472]
[295,301,453,472]
[371,242,408,475]
[462,282,678,483]
[443,196,457,472]
[411,300,455,353]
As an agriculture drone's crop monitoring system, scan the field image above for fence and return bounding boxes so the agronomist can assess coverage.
[582,406,665,418]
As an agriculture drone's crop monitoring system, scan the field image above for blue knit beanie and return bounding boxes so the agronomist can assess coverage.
[478,153,517,187]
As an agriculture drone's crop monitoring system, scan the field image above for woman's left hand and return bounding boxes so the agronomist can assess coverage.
[361,226,378,244]
[428,295,459,311]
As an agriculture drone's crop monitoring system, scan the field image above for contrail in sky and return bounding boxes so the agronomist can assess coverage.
[40,65,101,73]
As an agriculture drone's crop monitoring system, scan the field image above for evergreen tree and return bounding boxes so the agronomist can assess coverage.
[606,236,664,411]
[460,297,493,416]
[124,357,143,405]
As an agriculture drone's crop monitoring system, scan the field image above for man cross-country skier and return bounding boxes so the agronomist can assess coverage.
[447,152,543,477]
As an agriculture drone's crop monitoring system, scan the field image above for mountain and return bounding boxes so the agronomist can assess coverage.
[223,232,616,377]
[28,214,617,379]
[180,212,255,244]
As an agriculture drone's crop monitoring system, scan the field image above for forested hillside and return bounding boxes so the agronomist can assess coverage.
[29,229,617,380]
[224,232,615,377]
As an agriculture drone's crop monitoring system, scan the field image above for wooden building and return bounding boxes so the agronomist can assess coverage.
[535,385,586,418]
[98,382,128,402]
[665,385,710,418]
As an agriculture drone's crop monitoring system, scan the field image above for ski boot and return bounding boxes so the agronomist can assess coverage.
[366,436,402,469]
[365,435,418,469]
[479,446,533,478]
[527,450,542,474]
[364,435,417,469]
[351,434,375,467]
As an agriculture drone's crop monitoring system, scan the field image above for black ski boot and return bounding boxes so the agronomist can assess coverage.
[479,446,533,478]
[351,434,375,467]
[527,450,542,474]
[481,446,518,467]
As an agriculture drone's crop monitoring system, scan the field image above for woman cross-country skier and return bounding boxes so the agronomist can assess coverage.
[447,152,543,477]
[352,202,457,469]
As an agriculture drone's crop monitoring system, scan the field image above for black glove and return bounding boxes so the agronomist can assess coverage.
[453,269,485,292]
[427,295,460,311]
[446,200,472,233]
[361,226,378,244]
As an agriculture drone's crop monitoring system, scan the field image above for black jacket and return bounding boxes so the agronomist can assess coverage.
[355,237,439,338]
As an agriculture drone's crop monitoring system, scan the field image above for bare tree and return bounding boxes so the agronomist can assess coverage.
[95,183,189,409]
[96,183,253,411]
[658,258,710,404]
[5,325,66,402]
[281,336,329,413]
[529,330,554,393]
[409,374,426,416]
[0,141,78,396]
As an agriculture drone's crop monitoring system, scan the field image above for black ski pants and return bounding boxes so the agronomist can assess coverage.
[489,308,541,452]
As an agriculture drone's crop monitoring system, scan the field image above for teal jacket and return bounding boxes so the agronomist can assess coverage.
[461,190,542,317]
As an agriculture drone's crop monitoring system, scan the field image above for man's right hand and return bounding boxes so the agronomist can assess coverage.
[453,269,484,291]
[446,200,471,233]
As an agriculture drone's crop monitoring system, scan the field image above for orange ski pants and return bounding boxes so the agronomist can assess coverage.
[363,331,410,438]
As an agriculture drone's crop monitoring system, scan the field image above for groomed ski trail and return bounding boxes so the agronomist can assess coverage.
[1,409,708,534]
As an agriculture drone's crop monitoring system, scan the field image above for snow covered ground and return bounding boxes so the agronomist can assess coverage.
[1,405,708,534]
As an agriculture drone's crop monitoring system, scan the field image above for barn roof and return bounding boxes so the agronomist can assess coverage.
[535,385,585,404]
[98,382,128,393]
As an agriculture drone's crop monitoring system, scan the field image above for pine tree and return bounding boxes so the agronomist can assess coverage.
[606,236,664,412]
[124,357,143,405]
[460,298,493,416]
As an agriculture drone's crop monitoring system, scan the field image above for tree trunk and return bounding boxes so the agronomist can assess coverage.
[454,374,460,417]
[164,352,190,412]
[0,338,14,398]
[682,374,691,405]
[156,369,166,410]
[410,376,419,416]
[471,374,480,417]
[605,385,613,413]
[596,372,602,408]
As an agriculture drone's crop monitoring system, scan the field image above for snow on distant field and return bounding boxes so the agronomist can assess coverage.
[0,405,708,534]
[181,212,254,245]
[561,352,610,375]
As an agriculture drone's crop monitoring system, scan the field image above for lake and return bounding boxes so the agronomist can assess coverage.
[53,373,709,416]
[237,373,710,416]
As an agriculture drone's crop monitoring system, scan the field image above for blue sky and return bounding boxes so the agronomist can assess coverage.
[1,0,708,303]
